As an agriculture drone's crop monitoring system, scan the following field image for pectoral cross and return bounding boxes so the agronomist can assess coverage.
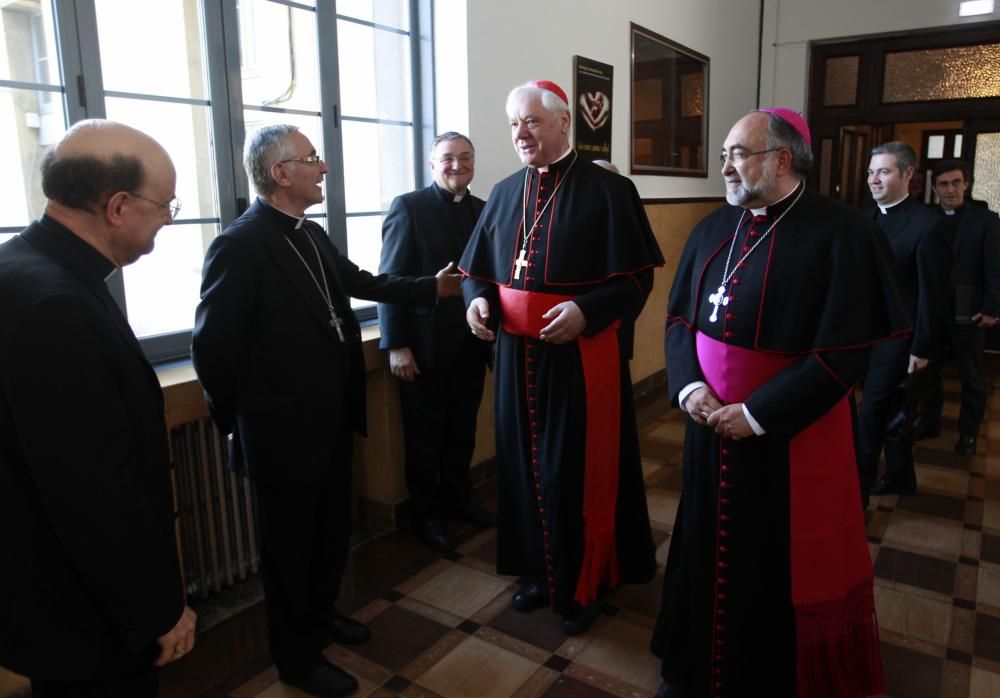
[329,308,345,342]
[708,285,729,323]
[513,248,529,280]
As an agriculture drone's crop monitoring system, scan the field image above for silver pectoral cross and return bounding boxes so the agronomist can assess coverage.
[708,285,729,323]
[329,308,345,341]
[513,248,529,280]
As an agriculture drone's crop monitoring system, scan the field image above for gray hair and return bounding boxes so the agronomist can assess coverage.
[506,84,570,119]
[871,141,917,174]
[761,112,813,175]
[244,124,300,196]
[430,131,475,156]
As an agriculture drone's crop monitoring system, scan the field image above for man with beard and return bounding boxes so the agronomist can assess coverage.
[858,141,949,496]
[461,80,661,635]
[651,109,906,697]
[918,159,1000,456]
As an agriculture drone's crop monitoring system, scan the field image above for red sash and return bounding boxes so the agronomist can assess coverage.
[696,332,885,698]
[499,286,621,604]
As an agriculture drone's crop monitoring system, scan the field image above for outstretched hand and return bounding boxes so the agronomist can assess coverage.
[435,261,463,298]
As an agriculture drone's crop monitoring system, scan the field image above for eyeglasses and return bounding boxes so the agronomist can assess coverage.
[436,155,474,164]
[131,192,182,218]
[718,147,782,165]
[279,154,323,165]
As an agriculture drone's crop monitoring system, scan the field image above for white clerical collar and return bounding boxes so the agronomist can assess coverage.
[943,208,957,216]
[268,201,307,228]
[750,181,801,216]
[877,196,907,214]
[537,146,575,173]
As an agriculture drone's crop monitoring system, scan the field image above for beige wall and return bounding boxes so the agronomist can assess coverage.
[630,200,723,383]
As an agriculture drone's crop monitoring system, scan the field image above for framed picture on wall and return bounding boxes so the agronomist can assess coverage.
[573,55,614,163]
[630,23,709,177]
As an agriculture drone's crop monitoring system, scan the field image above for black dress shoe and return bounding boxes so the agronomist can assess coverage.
[870,478,916,496]
[912,420,942,441]
[955,434,978,456]
[561,601,603,635]
[321,613,371,645]
[412,517,452,552]
[511,583,548,612]
[280,661,359,697]
[444,501,496,528]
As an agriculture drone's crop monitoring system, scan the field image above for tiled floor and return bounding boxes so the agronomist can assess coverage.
[3,369,1000,697]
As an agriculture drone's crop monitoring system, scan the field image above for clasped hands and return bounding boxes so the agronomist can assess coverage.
[684,386,753,441]
[465,297,586,344]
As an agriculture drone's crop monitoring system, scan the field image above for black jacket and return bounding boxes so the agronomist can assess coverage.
[941,202,1000,320]
[192,199,438,484]
[378,183,488,370]
[0,217,183,679]
[871,196,951,360]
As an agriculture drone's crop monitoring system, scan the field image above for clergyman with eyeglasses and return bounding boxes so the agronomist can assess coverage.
[377,132,493,554]
[191,124,462,698]
[0,120,196,696]
[651,109,908,697]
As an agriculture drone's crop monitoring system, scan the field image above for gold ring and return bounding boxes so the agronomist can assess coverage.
[174,648,185,657]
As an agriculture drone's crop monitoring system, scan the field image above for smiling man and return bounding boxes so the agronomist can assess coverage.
[377,132,492,552]
[460,80,662,636]
[856,141,950,497]
[192,124,462,698]
[0,120,195,697]
[652,109,907,698]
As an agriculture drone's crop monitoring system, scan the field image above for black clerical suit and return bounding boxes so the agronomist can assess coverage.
[923,202,1000,439]
[192,199,438,677]
[377,183,490,522]
[0,217,184,694]
[857,196,950,493]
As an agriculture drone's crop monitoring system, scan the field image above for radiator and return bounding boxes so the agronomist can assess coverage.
[170,419,259,599]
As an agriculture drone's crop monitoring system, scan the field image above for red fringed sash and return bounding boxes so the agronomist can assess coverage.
[499,286,621,604]
[695,332,885,697]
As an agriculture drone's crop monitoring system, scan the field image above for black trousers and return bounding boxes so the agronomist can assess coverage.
[924,322,986,438]
[31,665,157,698]
[398,339,487,520]
[253,427,353,678]
[857,342,915,492]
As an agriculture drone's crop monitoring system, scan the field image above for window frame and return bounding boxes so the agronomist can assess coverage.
[6,0,434,363]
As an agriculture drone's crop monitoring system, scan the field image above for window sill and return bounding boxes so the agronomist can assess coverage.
[156,323,386,429]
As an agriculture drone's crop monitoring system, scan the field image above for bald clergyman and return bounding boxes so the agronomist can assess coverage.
[0,120,195,697]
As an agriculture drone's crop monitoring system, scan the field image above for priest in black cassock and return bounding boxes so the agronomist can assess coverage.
[193,125,461,698]
[460,80,662,635]
[857,141,949,498]
[651,109,908,698]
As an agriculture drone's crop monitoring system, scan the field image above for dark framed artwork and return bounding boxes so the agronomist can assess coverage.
[630,23,710,177]
[573,55,614,163]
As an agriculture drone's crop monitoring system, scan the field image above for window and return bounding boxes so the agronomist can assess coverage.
[0,0,67,243]
[0,0,432,361]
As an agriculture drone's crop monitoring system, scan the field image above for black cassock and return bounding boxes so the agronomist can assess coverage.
[460,153,663,611]
[651,184,908,698]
